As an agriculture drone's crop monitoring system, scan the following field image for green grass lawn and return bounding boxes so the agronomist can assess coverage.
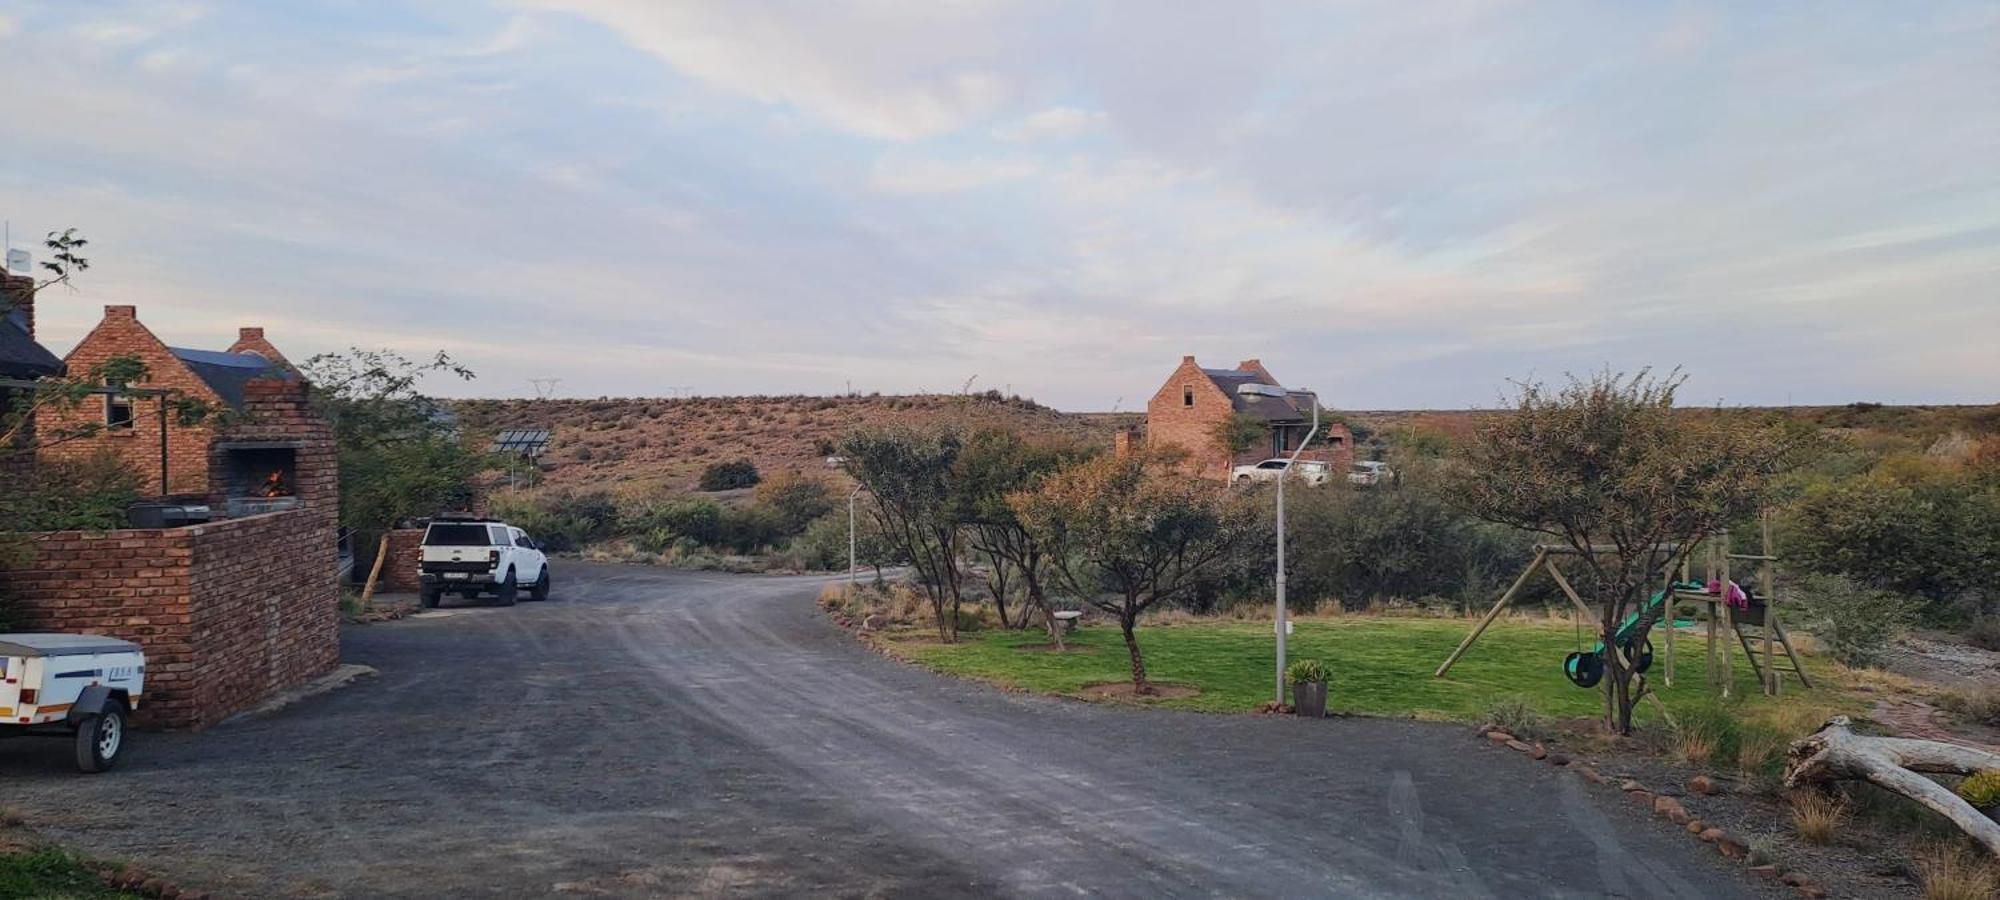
[0,848,137,900]
[882,616,1856,725]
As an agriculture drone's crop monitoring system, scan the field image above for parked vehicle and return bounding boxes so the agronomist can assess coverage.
[1231,458,1331,486]
[419,516,551,608]
[1348,460,1395,486]
[1,633,144,773]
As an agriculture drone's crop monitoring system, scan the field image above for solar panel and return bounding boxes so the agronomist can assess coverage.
[491,428,551,456]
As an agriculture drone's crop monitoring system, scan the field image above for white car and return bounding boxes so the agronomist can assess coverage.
[1,633,144,772]
[418,517,551,608]
[1231,459,1331,486]
[1349,461,1395,486]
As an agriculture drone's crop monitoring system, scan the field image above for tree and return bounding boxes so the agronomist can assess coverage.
[1452,370,1801,734]
[301,348,486,605]
[951,429,1094,643]
[840,426,967,642]
[1013,451,1255,691]
[754,470,836,535]
[1212,412,1265,457]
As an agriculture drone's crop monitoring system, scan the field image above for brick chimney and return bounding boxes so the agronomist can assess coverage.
[228,325,292,369]
[105,304,137,320]
[1,272,32,337]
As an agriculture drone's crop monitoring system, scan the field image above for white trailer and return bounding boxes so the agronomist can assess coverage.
[0,634,144,772]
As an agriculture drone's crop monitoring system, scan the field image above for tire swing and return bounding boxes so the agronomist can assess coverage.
[1563,615,1603,687]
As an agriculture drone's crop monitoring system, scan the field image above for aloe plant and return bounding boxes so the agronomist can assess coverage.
[1285,658,1330,684]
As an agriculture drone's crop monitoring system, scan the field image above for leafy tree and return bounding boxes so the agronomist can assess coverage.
[951,429,1094,642]
[1784,470,2000,615]
[1452,370,1801,734]
[1212,412,1266,457]
[840,426,967,642]
[301,348,486,604]
[1013,451,1255,691]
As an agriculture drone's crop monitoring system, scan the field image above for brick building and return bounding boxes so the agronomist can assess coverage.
[0,273,64,474]
[2,303,341,729]
[1139,355,1353,480]
[37,305,301,499]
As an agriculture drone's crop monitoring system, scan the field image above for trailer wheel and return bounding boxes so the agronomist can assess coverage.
[75,699,128,774]
[494,570,518,607]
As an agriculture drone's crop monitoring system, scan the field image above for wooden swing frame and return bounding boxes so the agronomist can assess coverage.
[1434,515,1809,699]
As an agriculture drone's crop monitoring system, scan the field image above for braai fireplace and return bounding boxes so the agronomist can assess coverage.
[216,440,302,517]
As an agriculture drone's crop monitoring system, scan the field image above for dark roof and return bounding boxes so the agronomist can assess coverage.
[1199,367,1314,423]
[169,347,292,408]
[0,315,63,379]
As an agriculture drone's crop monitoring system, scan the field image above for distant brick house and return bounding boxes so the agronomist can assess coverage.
[1134,355,1353,480]
[37,305,302,500]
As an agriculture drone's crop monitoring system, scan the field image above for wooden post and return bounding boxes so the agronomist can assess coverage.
[1436,548,1548,677]
[360,531,390,609]
[1760,510,1779,696]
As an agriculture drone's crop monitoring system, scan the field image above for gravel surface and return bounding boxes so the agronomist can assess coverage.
[1,562,1766,898]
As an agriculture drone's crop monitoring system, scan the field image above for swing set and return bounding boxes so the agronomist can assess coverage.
[1434,515,1810,698]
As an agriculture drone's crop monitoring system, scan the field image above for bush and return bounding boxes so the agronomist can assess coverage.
[489,489,616,552]
[716,504,783,553]
[753,470,835,535]
[1671,700,1742,765]
[1937,688,2000,727]
[1482,696,1548,742]
[1284,659,1330,684]
[621,495,723,544]
[1967,616,2000,651]
[1796,573,1919,668]
[1957,770,2000,808]
[698,460,761,491]
[1788,790,1849,845]
[1281,469,1534,612]
[1784,470,2000,614]
[786,514,852,571]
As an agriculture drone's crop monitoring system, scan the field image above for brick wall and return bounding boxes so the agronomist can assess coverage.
[378,528,425,593]
[37,305,221,496]
[1145,356,1242,478]
[0,508,338,729]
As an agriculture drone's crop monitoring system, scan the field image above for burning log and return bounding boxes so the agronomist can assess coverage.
[1786,716,2000,856]
[258,470,291,498]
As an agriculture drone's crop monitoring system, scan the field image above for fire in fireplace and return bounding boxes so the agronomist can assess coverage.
[216,440,302,517]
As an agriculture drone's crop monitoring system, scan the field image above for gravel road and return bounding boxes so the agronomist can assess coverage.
[0,561,1762,898]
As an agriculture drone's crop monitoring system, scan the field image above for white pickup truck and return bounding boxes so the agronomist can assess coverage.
[418,517,551,608]
[1,633,144,772]
[1231,458,1332,486]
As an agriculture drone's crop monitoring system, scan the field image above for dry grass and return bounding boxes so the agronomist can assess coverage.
[1916,844,2000,900]
[1788,790,1851,845]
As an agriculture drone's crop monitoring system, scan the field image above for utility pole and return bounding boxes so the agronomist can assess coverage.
[1275,389,1320,704]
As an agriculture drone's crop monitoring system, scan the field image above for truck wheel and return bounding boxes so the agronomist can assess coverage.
[75,699,128,774]
[528,569,550,602]
[420,587,441,609]
[494,570,518,607]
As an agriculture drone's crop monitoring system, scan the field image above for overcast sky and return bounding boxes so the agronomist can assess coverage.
[2,2,1995,411]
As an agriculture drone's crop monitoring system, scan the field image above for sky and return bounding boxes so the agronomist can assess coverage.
[1,1,1995,411]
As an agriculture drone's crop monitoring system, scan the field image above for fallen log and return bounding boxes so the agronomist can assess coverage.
[1785,716,2000,857]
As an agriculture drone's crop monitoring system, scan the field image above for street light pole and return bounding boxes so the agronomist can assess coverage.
[849,485,864,594]
[1275,390,1320,705]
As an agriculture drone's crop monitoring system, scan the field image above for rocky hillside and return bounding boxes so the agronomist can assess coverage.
[453,393,1142,493]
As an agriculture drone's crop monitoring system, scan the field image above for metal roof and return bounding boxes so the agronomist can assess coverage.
[169,347,292,408]
[0,316,63,379]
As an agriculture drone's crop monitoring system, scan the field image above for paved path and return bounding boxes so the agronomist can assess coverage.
[1,562,1761,898]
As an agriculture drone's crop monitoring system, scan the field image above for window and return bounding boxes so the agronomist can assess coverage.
[1328,435,1344,447]
[105,393,135,430]
[1182,385,1193,407]
[513,530,534,548]
[423,524,494,547]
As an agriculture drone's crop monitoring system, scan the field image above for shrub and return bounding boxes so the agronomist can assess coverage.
[1285,659,1330,684]
[622,495,723,545]
[1788,790,1849,845]
[1917,844,2000,900]
[489,489,616,552]
[1938,688,2000,727]
[1671,700,1741,766]
[1957,770,2000,809]
[1967,616,2000,651]
[1796,573,1919,668]
[716,504,783,553]
[1735,721,1790,775]
[753,470,835,535]
[698,460,761,491]
[1483,696,1548,742]
[1282,470,1534,612]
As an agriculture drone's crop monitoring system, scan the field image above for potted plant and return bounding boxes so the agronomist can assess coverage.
[1286,659,1330,718]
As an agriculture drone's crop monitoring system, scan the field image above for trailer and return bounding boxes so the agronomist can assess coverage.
[0,634,145,772]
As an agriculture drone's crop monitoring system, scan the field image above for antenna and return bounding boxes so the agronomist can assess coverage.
[528,378,562,400]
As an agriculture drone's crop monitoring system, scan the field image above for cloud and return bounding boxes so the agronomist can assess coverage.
[2,0,1996,410]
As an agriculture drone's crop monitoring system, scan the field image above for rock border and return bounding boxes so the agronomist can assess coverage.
[1475,724,1829,899]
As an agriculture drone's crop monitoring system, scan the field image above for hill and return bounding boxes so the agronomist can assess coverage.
[452,394,1142,493]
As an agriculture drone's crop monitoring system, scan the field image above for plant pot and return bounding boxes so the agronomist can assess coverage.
[1293,681,1328,719]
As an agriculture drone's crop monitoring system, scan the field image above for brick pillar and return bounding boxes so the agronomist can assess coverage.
[2,272,33,335]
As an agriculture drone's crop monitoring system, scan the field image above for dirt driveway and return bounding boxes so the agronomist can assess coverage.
[0,562,1763,898]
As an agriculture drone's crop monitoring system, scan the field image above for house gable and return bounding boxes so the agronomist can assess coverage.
[37,306,229,495]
